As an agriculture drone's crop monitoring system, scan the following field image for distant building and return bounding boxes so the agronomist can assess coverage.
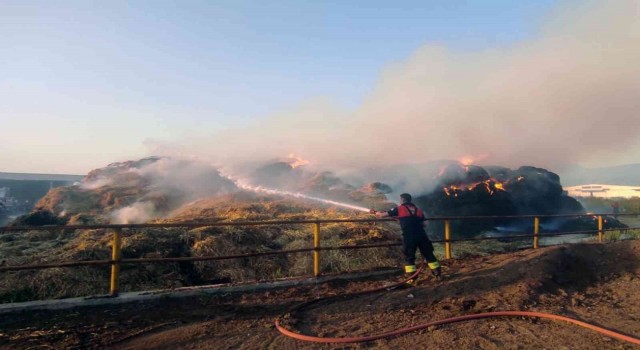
[0,172,84,182]
[565,184,640,198]
[0,172,85,214]
[0,186,20,210]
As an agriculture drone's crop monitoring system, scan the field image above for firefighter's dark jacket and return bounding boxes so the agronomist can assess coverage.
[387,203,427,235]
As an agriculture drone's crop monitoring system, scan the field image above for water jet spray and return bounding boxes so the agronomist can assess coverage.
[222,174,371,212]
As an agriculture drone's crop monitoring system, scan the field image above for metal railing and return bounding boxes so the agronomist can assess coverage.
[1,213,638,297]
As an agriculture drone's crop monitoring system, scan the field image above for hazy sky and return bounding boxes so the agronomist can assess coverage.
[2,0,638,174]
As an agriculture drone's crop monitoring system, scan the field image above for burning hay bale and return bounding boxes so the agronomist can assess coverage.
[415,163,624,238]
[13,157,238,225]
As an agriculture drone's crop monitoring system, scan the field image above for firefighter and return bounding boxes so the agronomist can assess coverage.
[371,193,442,284]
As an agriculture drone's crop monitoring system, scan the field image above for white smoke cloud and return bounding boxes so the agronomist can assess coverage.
[133,157,237,201]
[76,157,239,223]
[171,1,639,175]
[81,176,116,190]
[111,201,157,224]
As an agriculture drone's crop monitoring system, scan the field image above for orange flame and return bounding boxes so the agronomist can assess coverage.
[287,153,310,168]
[442,179,507,197]
[458,154,489,167]
[459,157,475,166]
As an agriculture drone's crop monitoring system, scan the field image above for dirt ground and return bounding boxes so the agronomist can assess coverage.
[1,240,639,350]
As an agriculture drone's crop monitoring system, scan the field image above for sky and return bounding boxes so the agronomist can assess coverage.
[2,0,639,174]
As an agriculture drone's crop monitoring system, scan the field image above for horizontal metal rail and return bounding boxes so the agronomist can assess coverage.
[316,242,402,251]
[448,227,640,242]
[1,213,638,233]
[0,259,113,271]
[0,243,406,272]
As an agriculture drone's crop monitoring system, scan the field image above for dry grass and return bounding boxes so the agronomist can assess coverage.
[0,193,403,303]
[603,228,640,242]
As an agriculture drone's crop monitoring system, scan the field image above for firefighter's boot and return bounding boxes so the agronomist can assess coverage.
[428,261,442,280]
[432,267,442,280]
[402,265,417,287]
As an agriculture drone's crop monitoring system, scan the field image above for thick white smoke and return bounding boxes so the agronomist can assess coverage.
[80,158,237,224]
[166,1,639,174]
[111,201,157,224]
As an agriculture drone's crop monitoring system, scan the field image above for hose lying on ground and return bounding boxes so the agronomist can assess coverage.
[274,263,640,346]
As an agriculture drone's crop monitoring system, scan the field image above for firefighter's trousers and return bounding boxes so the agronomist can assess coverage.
[402,231,440,273]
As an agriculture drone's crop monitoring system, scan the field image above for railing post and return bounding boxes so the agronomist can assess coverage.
[110,228,122,296]
[598,215,604,242]
[533,217,540,249]
[313,222,321,277]
[444,220,451,259]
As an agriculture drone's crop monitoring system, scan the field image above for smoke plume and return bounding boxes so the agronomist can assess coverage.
[164,1,639,175]
[111,201,157,225]
[77,158,237,224]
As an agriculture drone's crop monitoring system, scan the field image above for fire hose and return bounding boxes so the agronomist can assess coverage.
[274,263,640,346]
